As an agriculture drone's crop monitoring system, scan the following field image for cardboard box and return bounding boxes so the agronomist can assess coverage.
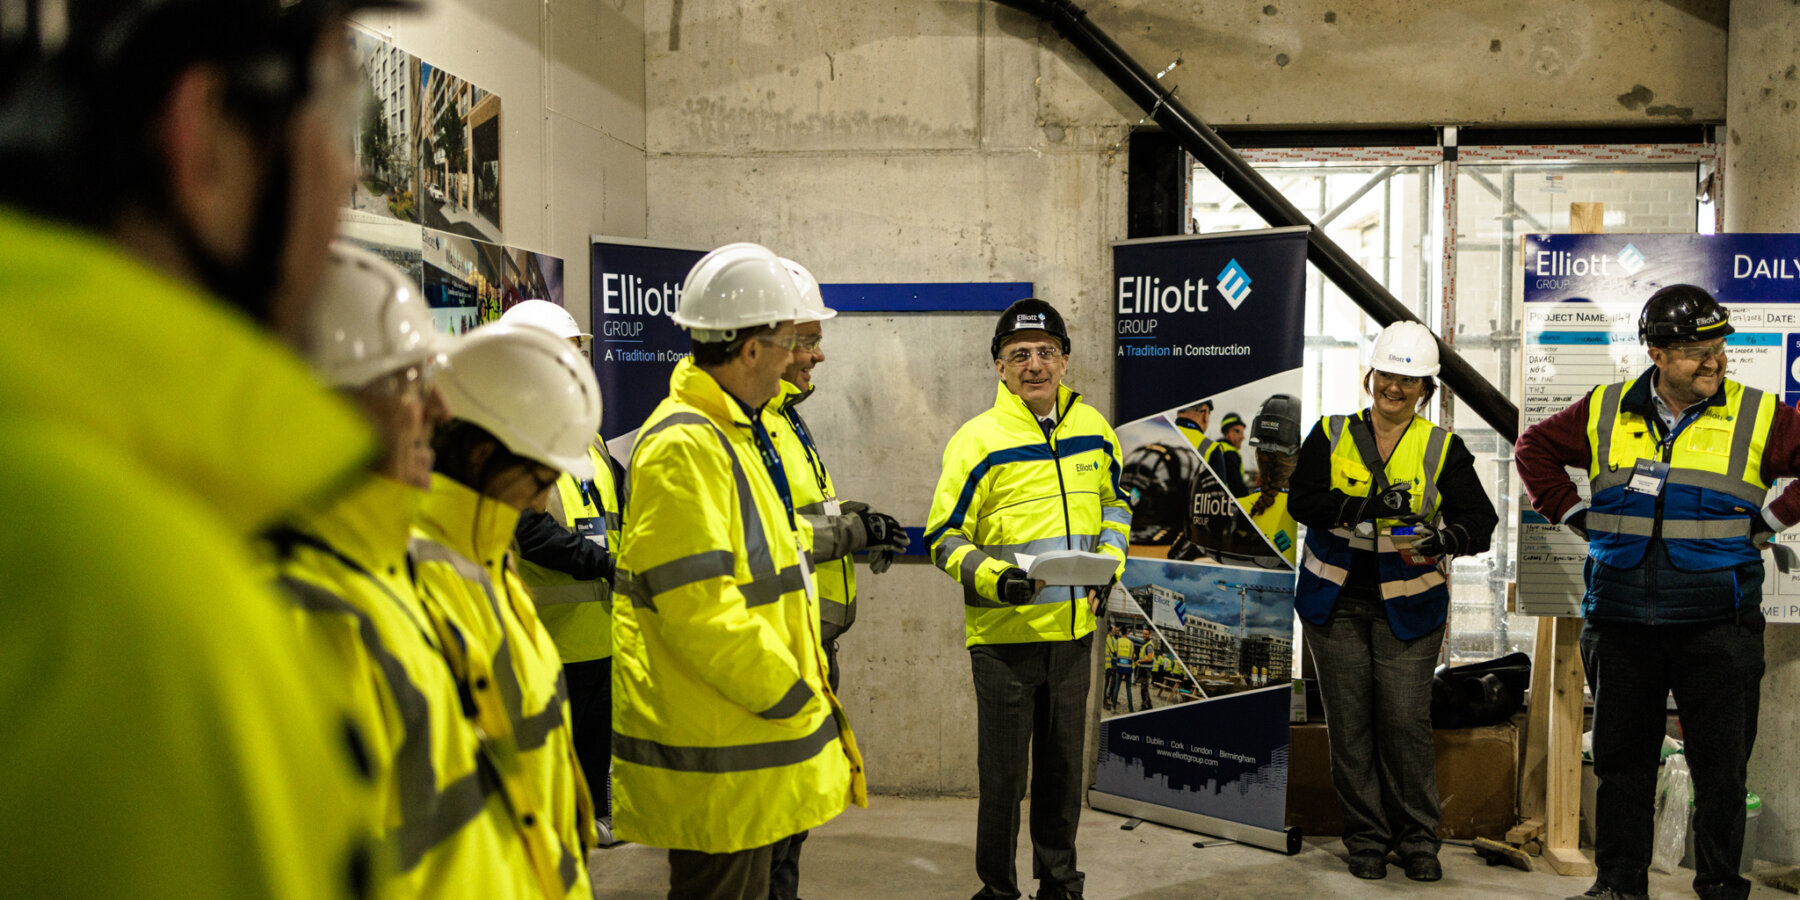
[1286,722,1519,840]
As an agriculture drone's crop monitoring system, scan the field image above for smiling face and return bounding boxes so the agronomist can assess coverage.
[1650,338,1728,408]
[1368,369,1427,425]
[781,320,824,392]
[994,331,1067,417]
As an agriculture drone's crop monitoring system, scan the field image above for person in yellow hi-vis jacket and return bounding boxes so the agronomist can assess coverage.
[925,298,1131,900]
[502,300,628,847]
[614,242,865,900]
[273,246,547,899]
[759,258,909,900]
[412,324,605,899]
[0,2,413,897]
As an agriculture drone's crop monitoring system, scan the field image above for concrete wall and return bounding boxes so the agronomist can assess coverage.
[641,0,1731,796]
[351,0,648,318]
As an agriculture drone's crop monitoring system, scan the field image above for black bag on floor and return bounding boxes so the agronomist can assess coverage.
[1430,651,1530,730]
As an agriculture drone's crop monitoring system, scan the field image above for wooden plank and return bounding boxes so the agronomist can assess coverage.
[1570,202,1606,234]
[1507,817,1544,847]
[1544,846,1597,877]
[1543,615,1592,875]
[1519,622,1555,821]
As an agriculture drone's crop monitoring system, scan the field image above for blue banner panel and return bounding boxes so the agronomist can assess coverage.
[820,282,1032,312]
[1095,686,1293,832]
[1112,231,1311,425]
[590,240,707,441]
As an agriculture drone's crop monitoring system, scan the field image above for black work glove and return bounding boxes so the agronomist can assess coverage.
[997,567,1036,605]
[1565,510,1590,541]
[1412,523,1467,558]
[1357,481,1414,522]
[849,503,907,575]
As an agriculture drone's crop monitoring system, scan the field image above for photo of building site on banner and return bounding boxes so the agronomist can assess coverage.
[1099,557,1295,721]
[1116,372,1303,571]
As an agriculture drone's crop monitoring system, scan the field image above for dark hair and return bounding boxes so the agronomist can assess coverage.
[1363,370,1438,413]
[1251,448,1297,518]
[432,419,538,497]
[690,324,776,368]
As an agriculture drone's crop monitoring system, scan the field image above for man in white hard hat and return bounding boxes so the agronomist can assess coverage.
[762,258,909,900]
[501,298,626,846]
[613,242,866,900]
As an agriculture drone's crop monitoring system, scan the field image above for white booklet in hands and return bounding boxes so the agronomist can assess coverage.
[1013,550,1118,587]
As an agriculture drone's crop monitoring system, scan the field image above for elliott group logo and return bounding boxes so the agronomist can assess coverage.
[1217,259,1253,309]
[1618,243,1647,276]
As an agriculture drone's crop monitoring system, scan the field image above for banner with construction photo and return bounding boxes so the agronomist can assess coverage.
[1093,227,1308,853]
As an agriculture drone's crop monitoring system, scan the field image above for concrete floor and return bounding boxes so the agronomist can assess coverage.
[587,796,1791,899]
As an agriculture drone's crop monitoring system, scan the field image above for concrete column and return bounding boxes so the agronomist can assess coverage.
[1726,0,1800,865]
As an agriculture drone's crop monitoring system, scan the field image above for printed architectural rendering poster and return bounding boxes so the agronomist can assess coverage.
[1517,233,1800,622]
[589,237,710,456]
[348,28,421,223]
[1095,228,1308,853]
[423,229,504,335]
[416,62,503,244]
[338,211,424,290]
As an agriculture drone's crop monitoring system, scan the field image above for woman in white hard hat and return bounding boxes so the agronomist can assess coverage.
[411,322,607,900]
[1289,321,1498,884]
[270,244,548,898]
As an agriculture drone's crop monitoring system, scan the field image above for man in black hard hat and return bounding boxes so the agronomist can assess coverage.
[0,2,410,897]
[1516,284,1800,900]
[926,297,1131,900]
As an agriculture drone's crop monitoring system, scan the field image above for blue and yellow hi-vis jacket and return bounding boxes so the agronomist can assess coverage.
[1295,412,1452,640]
[925,382,1131,647]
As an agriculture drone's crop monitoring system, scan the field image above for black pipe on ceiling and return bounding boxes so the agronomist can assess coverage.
[993,0,1520,443]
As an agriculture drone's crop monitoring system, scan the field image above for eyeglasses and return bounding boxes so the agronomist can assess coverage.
[1002,347,1065,366]
[1372,371,1424,388]
[756,332,800,351]
[796,335,823,352]
[371,358,441,401]
[1667,342,1727,362]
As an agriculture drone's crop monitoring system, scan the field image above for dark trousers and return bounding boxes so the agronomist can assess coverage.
[564,656,612,816]
[1136,667,1153,710]
[669,843,774,900]
[1580,607,1765,900]
[1102,666,1119,707]
[1302,591,1443,858]
[970,635,1091,900]
[767,642,838,900]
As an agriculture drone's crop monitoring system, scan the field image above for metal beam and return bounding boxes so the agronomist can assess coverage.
[993,0,1519,442]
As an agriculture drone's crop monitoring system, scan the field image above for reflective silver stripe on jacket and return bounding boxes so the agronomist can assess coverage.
[1323,414,1448,517]
[955,533,1102,608]
[1586,512,1753,541]
[613,714,841,773]
[278,575,499,873]
[525,581,608,607]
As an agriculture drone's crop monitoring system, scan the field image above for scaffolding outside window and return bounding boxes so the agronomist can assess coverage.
[1186,136,1715,667]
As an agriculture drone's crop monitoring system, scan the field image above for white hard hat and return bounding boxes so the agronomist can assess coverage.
[672,242,803,341]
[1368,321,1442,378]
[500,299,590,341]
[303,242,447,388]
[779,257,837,323]
[436,323,602,480]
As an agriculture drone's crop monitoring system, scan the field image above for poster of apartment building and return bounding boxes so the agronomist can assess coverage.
[415,62,503,245]
[348,28,421,224]
[422,228,505,335]
[337,211,425,291]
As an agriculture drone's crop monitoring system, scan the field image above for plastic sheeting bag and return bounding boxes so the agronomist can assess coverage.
[1653,753,1694,874]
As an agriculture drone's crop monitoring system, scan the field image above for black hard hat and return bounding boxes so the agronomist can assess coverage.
[1639,284,1734,346]
[1119,442,1195,545]
[992,298,1071,359]
[1219,412,1245,433]
[1249,393,1303,455]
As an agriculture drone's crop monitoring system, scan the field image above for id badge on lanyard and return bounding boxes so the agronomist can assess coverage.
[1626,458,1670,496]
[575,517,607,550]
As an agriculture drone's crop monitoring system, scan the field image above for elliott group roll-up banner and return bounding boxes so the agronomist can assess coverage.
[1094,227,1309,853]
[1517,233,1800,623]
[589,237,710,452]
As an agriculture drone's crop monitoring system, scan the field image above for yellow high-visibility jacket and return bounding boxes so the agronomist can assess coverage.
[0,208,380,898]
[614,358,866,854]
[766,380,861,643]
[926,382,1132,646]
[272,475,545,899]
[411,476,594,900]
[517,439,624,663]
